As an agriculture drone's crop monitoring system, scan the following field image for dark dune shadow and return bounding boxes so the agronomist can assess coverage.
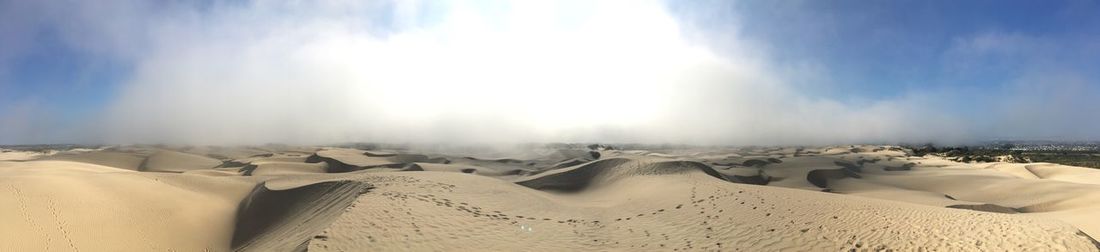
[232,180,371,251]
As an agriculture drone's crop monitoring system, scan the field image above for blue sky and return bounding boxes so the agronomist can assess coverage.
[1,0,1098,144]
[716,0,1100,98]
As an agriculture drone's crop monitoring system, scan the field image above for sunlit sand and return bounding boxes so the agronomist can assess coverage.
[2,145,1098,251]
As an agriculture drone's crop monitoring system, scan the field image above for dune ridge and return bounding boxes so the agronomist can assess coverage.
[2,145,1100,251]
[515,157,728,192]
[232,179,372,251]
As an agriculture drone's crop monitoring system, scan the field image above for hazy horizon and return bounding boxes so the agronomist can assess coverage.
[2,0,1099,145]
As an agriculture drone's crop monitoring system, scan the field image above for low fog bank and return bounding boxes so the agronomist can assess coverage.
[1,0,1097,146]
[95,0,960,146]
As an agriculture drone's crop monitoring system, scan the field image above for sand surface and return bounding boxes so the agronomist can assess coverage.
[2,145,1099,251]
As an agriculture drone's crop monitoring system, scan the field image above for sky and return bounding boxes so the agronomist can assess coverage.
[1,0,1098,145]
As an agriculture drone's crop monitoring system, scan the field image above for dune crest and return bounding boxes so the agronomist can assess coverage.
[515,157,728,192]
[232,180,371,251]
[3,145,1100,251]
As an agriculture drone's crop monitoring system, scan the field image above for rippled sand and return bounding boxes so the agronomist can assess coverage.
[1,145,1098,251]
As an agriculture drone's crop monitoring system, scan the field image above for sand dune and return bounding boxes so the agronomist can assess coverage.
[515,158,727,192]
[245,162,328,176]
[37,151,148,171]
[142,150,223,172]
[2,145,1100,251]
[313,168,1098,251]
[306,148,432,172]
[405,162,526,177]
[0,160,256,251]
[1022,163,1100,185]
[232,179,371,251]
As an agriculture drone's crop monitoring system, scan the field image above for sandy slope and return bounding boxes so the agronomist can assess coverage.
[310,159,1098,251]
[1,145,1099,251]
[0,160,255,251]
[0,150,365,251]
[142,150,223,172]
[37,151,149,171]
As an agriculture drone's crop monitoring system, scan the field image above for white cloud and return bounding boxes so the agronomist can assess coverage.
[90,0,971,145]
[8,0,1035,145]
